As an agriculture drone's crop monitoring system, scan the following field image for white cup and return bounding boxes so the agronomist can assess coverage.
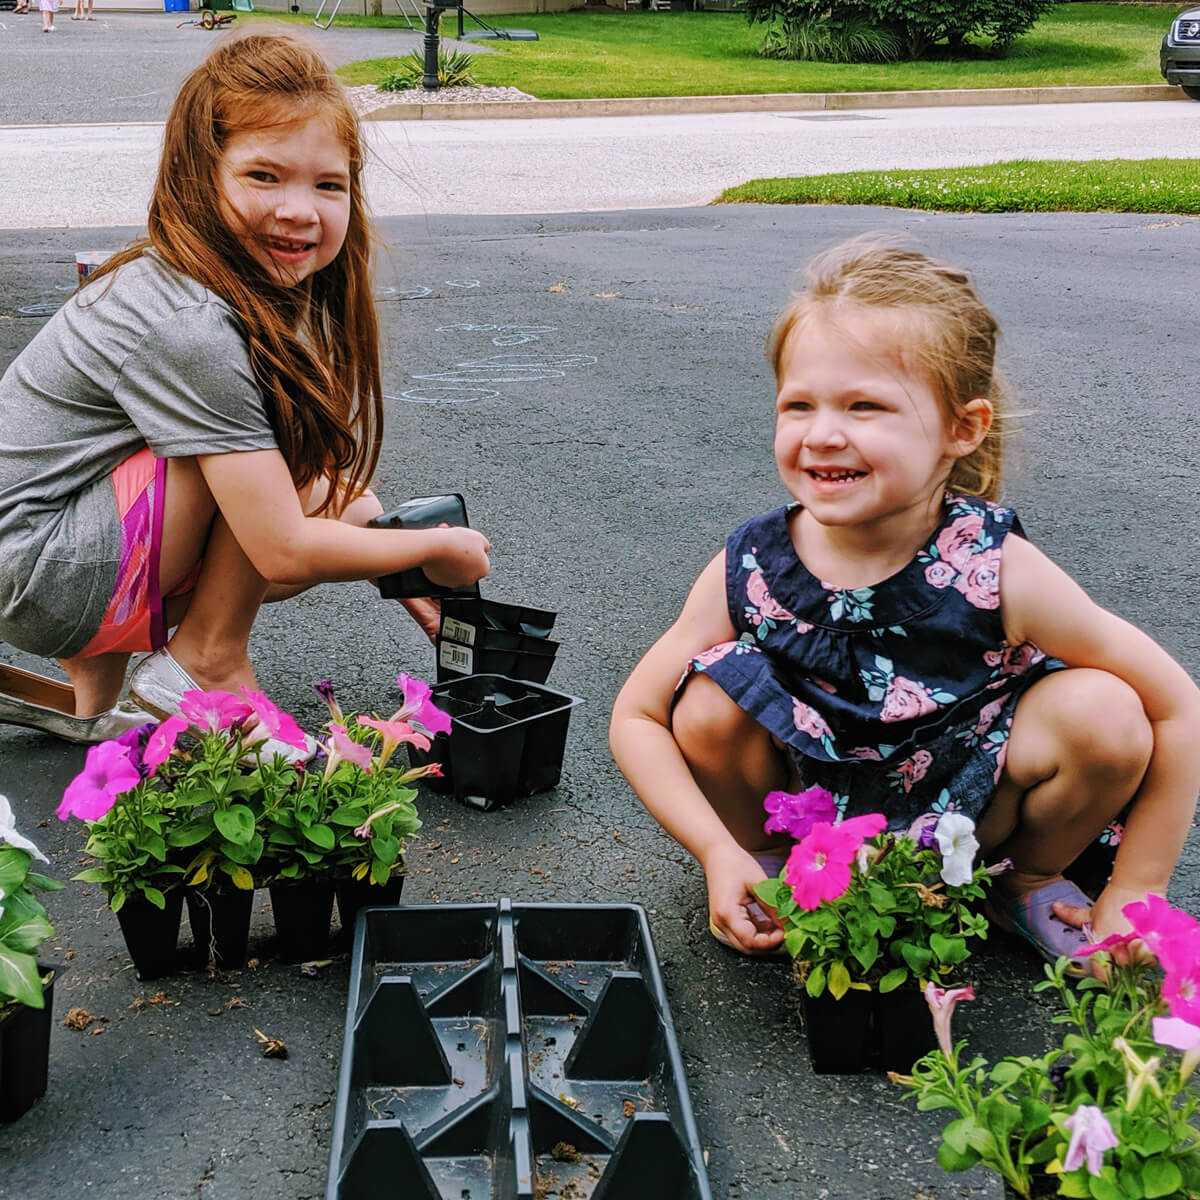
[75,250,117,284]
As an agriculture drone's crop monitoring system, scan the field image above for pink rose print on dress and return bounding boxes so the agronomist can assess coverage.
[974,697,1005,737]
[847,747,884,761]
[895,748,933,793]
[984,642,1045,675]
[792,698,832,739]
[935,514,984,570]
[954,547,1001,610]
[694,642,738,669]
[924,560,957,590]
[746,570,794,625]
[880,675,939,723]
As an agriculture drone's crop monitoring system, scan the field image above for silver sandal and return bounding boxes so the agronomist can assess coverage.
[0,663,155,745]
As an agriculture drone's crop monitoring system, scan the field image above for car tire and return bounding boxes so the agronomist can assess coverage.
[1182,85,1200,100]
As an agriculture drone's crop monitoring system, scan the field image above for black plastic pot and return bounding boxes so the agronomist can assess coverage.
[800,989,875,1074]
[115,888,184,980]
[1004,1171,1059,1198]
[410,674,583,810]
[334,871,405,940]
[801,985,939,1074]
[325,900,712,1200]
[185,885,254,969]
[0,963,64,1122]
[876,986,938,1073]
[269,877,336,963]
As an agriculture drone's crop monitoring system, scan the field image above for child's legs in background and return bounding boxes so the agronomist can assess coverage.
[670,672,794,857]
[976,667,1152,895]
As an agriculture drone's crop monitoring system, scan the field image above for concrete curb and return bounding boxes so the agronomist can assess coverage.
[364,83,1186,121]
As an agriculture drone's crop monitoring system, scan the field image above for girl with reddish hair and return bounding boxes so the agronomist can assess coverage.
[0,34,489,752]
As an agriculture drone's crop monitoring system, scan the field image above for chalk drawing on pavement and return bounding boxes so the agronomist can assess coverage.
[435,323,558,347]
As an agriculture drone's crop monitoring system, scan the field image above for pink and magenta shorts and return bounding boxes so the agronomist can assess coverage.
[78,448,201,659]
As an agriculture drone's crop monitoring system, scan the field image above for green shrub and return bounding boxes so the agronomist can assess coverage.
[760,13,901,63]
[742,0,1061,61]
[379,48,477,92]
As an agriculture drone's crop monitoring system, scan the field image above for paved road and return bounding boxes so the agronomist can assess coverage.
[3,99,1200,226]
[1,206,1198,1200]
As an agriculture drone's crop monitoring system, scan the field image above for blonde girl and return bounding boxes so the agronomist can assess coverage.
[0,34,489,750]
[610,237,1200,962]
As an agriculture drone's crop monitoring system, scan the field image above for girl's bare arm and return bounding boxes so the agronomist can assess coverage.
[1001,535,1200,912]
[198,449,490,589]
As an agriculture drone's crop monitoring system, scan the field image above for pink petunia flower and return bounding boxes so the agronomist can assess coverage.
[1062,1106,1119,1177]
[924,982,975,1057]
[784,823,854,911]
[391,673,451,737]
[325,724,373,774]
[180,689,253,734]
[57,740,142,822]
[1162,959,1200,1026]
[1152,1015,1200,1082]
[239,688,308,752]
[828,812,888,858]
[143,715,189,776]
[1122,896,1200,1000]
[357,715,433,772]
[762,785,837,840]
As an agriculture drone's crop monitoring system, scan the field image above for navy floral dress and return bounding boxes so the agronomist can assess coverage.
[686,494,1061,832]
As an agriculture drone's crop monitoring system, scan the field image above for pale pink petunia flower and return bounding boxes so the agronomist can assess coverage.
[924,982,975,1057]
[1062,1105,1119,1177]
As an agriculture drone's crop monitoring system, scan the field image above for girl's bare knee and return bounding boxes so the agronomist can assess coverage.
[1030,669,1152,783]
[672,674,757,772]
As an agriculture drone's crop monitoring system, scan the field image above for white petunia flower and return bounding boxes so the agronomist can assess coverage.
[933,812,978,887]
[0,793,49,863]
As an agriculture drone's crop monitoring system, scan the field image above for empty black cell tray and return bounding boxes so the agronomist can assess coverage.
[326,900,712,1200]
[412,675,582,811]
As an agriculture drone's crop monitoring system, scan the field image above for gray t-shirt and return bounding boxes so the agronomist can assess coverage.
[0,251,279,658]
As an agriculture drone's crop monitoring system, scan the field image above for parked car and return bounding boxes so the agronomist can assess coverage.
[1161,7,1200,99]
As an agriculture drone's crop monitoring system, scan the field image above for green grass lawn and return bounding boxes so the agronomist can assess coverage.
[309,3,1182,99]
[717,159,1200,213]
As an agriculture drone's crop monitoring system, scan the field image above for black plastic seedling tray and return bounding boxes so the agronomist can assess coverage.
[411,675,582,811]
[326,900,711,1200]
[438,597,559,685]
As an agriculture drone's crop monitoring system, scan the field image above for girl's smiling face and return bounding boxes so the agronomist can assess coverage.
[773,307,979,535]
[216,114,351,287]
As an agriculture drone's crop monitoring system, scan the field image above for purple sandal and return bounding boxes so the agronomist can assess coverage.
[988,878,1093,975]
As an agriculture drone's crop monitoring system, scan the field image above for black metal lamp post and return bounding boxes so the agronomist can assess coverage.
[422,5,441,90]
[422,0,461,91]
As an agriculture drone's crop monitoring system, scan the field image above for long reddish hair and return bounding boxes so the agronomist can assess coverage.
[90,33,381,513]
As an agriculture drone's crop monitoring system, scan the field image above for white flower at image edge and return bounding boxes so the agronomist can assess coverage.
[933,812,978,887]
[0,793,49,862]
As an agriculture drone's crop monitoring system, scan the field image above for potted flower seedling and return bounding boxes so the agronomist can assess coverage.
[295,674,445,943]
[60,687,308,973]
[0,795,65,1121]
[752,788,997,1073]
[893,895,1200,1199]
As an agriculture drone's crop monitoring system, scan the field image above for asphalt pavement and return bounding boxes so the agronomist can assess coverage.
[2,12,1200,1200]
[2,206,1199,1200]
